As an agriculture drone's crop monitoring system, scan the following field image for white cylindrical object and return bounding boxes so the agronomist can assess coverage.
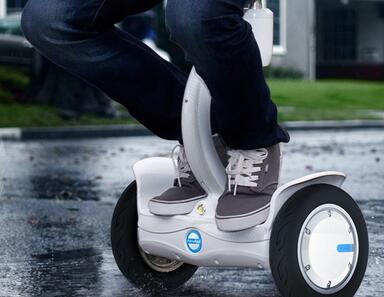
[0,0,6,18]
[243,6,274,67]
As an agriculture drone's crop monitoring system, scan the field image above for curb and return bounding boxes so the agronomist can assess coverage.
[0,124,153,141]
[0,120,383,141]
[283,120,384,131]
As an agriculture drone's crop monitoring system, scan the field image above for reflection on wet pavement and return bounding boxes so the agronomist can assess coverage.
[0,130,383,296]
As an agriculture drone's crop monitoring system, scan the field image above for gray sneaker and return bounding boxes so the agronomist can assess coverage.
[215,144,281,232]
[148,145,207,216]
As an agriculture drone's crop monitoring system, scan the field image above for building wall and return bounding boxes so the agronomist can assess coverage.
[272,0,384,80]
[271,0,315,79]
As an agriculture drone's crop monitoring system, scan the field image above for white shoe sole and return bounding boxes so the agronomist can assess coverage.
[148,195,207,216]
[215,205,270,232]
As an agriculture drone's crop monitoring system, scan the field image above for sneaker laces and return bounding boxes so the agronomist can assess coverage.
[226,149,268,196]
[171,145,191,187]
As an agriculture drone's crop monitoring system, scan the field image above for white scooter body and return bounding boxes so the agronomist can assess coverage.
[111,4,367,295]
[135,67,347,269]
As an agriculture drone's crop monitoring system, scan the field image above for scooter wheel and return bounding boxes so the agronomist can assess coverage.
[111,182,198,293]
[270,184,368,297]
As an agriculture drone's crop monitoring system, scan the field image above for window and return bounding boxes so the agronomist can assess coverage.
[317,6,357,62]
[7,0,28,14]
[265,0,287,55]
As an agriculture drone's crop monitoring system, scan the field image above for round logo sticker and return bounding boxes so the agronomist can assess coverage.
[186,230,202,254]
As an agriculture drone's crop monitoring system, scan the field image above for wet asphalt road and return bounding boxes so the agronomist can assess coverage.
[0,129,383,297]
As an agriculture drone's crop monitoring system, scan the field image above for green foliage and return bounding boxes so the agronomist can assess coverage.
[0,66,29,104]
[0,66,29,89]
[0,87,13,104]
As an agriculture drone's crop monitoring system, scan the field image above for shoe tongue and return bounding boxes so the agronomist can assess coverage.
[177,153,191,175]
[232,183,276,196]
[174,171,195,187]
[242,149,267,159]
[183,173,195,183]
[231,185,256,195]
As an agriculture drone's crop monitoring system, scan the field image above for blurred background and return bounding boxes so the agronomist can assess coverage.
[0,1,383,296]
[0,0,383,128]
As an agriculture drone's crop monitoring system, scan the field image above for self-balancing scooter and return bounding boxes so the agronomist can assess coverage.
[111,1,369,296]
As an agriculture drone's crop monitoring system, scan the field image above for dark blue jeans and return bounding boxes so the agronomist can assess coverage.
[21,0,289,149]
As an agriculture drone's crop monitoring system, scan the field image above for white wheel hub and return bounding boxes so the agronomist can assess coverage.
[298,204,359,294]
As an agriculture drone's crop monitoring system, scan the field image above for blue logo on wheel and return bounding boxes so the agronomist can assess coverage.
[186,230,202,254]
[337,244,354,253]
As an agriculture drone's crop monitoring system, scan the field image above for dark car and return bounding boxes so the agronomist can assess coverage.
[0,13,42,75]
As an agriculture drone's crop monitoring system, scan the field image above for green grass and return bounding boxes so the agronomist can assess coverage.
[0,79,383,128]
[0,104,135,128]
[268,79,384,121]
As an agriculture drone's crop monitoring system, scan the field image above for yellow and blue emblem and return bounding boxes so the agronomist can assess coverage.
[186,230,202,254]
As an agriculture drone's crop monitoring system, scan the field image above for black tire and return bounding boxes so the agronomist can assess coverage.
[270,184,368,297]
[111,182,198,294]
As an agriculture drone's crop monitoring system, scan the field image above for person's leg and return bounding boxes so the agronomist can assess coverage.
[157,0,290,230]
[166,0,289,149]
[21,0,186,142]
